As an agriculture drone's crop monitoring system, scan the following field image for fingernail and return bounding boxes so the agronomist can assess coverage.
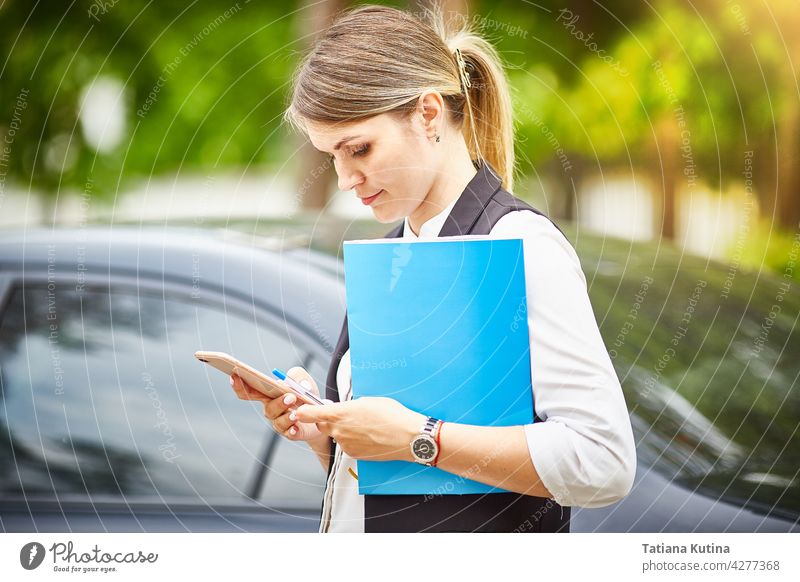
[289,427,297,435]
[289,411,297,421]
[283,394,292,404]
[230,376,235,386]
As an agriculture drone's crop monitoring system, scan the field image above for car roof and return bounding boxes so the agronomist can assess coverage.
[0,225,346,358]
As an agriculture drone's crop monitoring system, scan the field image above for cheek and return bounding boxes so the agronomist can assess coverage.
[368,147,431,209]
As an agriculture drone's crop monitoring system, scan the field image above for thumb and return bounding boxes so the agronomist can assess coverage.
[286,366,320,397]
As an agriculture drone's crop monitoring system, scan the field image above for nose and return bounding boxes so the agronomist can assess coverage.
[336,162,364,193]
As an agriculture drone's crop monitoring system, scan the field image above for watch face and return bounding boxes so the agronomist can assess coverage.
[412,435,436,461]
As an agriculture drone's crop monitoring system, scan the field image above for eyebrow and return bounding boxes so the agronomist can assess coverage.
[331,135,361,151]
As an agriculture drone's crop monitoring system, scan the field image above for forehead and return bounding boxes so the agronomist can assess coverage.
[306,114,400,150]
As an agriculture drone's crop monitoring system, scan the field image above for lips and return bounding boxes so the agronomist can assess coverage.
[360,190,383,206]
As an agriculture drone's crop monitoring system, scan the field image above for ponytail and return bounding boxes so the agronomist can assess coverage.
[428,7,516,190]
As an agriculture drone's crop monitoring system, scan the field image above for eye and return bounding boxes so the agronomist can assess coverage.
[351,144,370,157]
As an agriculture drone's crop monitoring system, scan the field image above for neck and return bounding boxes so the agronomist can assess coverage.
[407,141,477,236]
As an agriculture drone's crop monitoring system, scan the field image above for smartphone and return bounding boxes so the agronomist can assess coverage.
[194,350,323,406]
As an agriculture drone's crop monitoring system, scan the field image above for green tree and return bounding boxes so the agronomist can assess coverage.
[0,0,299,213]
[512,0,796,238]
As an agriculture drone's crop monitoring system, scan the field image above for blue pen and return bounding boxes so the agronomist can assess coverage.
[271,368,325,405]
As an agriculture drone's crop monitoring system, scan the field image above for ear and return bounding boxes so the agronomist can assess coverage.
[414,90,445,140]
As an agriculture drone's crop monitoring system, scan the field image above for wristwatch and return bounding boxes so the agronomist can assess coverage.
[410,416,443,466]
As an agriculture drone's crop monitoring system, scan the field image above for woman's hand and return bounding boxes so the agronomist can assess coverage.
[230,367,331,444]
[294,396,426,462]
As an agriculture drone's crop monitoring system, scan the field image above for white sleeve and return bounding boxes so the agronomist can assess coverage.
[491,210,637,508]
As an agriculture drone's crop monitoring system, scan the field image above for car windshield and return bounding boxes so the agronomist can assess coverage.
[577,233,799,521]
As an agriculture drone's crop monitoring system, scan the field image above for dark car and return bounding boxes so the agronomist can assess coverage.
[569,230,799,532]
[0,225,344,532]
[1,222,798,532]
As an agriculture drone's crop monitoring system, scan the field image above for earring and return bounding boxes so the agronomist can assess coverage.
[435,134,440,143]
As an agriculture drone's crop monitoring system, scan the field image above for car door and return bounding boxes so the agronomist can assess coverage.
[572,243,800,532]
[0,267,328,532]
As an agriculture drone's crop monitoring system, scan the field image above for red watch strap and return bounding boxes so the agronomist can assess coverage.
[432,420,444,467]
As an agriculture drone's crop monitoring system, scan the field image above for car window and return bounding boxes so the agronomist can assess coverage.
[0,283,326,509]
[580,243,800,520]
[256,353,330,506]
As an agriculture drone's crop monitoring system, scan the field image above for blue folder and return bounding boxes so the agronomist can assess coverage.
[343,235,534,495]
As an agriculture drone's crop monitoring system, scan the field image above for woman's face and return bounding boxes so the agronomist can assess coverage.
[306,109,441,224]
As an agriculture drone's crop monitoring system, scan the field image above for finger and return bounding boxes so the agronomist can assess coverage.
[230,374,244,398]
[294,403,334,423]
[286,366,320,397]
[264,392,298,421]
[231,374,267,402]
[283,422,303,440]
[271,408,297,433]
[230,374,251,399]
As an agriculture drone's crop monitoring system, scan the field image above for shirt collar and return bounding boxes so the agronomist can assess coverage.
[400,162,502,239]
[402,194,461,239]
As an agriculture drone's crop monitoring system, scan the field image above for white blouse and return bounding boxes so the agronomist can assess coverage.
[319,199,637,533]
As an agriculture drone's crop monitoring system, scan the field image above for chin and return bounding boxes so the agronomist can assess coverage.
[371,204,403,224]
[372,213,397,225]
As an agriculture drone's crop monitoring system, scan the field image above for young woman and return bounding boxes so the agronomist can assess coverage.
[230,4,636,533]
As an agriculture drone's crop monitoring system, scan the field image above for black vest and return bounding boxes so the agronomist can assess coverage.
[323,162,571,532]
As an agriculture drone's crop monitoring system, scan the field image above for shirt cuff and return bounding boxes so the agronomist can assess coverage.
[523,420,574,507]
[524,420,637,509]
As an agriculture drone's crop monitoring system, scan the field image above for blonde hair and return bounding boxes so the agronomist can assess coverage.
[284,3,516,191]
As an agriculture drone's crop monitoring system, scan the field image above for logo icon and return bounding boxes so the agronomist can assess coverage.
[390,243,412,292]
[20,542,46,570]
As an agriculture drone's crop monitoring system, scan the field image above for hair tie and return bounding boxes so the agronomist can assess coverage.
[454,48,472,93]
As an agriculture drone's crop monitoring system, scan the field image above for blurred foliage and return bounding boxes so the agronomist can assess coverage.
[1,0,798,240]
[0,0,665,199]
[737,219,800,282]
[0,0,299,199]
[510,0,795,193]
